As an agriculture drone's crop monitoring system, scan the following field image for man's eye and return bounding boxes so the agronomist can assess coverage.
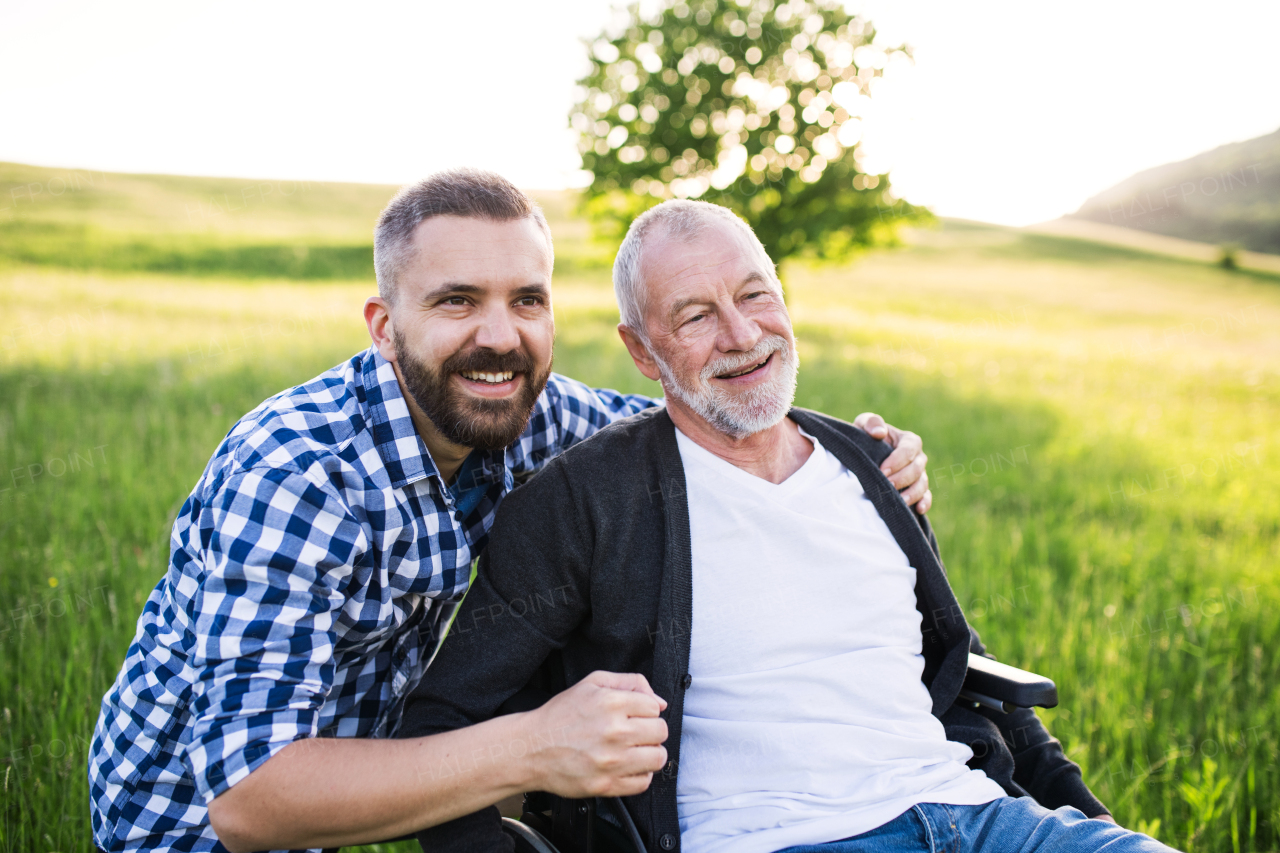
[685,313,705,325]
[442,296,469,306]
[516,296,544,307]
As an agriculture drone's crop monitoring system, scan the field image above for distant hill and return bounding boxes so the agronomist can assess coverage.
[1070,127,1280,254]
[0,163,603,280]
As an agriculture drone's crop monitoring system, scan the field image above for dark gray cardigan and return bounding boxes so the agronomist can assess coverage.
[401,407,1107,852]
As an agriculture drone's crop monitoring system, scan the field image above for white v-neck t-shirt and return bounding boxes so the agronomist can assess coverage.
[674,425,1004,853]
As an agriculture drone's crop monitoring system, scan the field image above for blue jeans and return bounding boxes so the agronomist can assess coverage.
[774,798,1178,853]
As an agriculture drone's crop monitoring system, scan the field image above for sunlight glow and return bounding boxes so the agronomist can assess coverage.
[0,0,1276,226]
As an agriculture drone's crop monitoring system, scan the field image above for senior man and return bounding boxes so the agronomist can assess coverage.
[402,199,1176,853]
[87,171,929,853]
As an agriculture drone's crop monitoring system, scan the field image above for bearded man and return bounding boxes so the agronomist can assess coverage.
[402,199,1175,853]
[87,170,930,853]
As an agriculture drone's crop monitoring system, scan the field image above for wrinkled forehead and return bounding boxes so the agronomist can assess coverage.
[641,219,774,304]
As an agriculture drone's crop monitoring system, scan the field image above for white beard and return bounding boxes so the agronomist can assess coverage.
[655,334,799,439]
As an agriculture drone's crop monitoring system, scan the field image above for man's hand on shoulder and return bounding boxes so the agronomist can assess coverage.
[854,412,932,514]
[520,671,669,799]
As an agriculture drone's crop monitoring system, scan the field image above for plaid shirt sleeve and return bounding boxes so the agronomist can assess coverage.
[507,375,659,479]
[184,464,366,803]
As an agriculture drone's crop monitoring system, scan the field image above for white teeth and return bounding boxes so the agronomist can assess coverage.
[721,359,766,379]
[462,371,514,384]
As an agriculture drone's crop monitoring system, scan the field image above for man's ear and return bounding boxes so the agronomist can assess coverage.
[617,324,661,382]
[365,297,397,363]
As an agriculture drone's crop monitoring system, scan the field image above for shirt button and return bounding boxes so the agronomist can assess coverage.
[659,833,677,850]
[681,673,692,689]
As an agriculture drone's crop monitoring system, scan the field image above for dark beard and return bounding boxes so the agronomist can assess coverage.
[393,331,550,452]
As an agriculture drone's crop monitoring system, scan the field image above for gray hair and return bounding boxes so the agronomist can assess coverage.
[374,168,552,303]
[612,200,778,341]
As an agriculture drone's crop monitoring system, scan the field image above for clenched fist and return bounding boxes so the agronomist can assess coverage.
[523,671,670,799]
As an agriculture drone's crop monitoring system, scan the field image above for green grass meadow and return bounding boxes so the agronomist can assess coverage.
[1,163,1277,852]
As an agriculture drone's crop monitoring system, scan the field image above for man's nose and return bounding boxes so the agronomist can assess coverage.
[472,304,522,353]
[718,302,762,353]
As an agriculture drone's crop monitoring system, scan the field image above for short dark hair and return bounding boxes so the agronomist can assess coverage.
[373,168,552,303]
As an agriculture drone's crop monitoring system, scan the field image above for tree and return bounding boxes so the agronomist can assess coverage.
[571,0,930,268]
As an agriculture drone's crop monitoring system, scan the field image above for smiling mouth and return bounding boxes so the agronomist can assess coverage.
[716,353,772,380]
[459,370,516,385]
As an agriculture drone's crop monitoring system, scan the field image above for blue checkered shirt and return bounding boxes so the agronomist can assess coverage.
[88,347,656,852]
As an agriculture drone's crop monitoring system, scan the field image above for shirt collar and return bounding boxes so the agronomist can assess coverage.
[360,347,508,491]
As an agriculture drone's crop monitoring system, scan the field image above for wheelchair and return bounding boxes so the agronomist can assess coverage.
[493,653,1059,853]
[333,655,1054,852]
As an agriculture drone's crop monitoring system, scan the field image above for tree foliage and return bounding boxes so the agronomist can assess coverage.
[572,0,931,266]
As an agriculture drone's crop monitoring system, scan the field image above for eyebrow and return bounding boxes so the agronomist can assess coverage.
[666,271,769,323]
[421,281,549,303]
[512,283,551,299]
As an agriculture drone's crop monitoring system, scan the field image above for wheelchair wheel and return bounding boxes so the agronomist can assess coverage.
[501,816,562,853]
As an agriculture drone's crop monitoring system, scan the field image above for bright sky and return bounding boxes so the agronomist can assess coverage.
[3,0,1277,226]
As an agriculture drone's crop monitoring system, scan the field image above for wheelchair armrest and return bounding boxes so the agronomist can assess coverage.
[959,653,1058,713]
